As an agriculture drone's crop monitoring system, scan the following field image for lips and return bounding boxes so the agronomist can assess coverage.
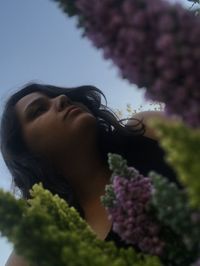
[63,105,81,120]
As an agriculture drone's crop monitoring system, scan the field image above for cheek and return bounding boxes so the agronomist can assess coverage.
[23,112,97,158]
[23,120,66,157]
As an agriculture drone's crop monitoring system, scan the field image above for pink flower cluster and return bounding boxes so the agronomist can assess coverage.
[193,258,200,266]
[75,0,200,128]
[107,174,165,256]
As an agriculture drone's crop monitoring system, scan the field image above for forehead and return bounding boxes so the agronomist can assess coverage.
[15,92,46,109]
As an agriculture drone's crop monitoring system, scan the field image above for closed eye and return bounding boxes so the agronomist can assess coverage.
[27,100,49,119]
[32,105,48,117]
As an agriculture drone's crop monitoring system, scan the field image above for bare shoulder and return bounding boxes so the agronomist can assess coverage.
[5,250,30,266]
[126,110,177,121]
[126,110,181,140]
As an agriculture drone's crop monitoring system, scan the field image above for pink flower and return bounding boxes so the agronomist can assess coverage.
[74,0,200,128]
[107,174,165,256]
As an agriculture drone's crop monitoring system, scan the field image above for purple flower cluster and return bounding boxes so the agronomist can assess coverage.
[193,258,200,266]
[75,0,200,128]
[107,174,165,256]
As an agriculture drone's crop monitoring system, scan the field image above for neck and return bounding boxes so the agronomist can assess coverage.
[56,140,112,206]
[58,147,113,240]
[64,155,112,205]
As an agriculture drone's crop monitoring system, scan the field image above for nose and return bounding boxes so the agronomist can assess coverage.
[55,94,72,112]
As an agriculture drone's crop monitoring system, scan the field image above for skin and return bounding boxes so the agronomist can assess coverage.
[15,92,113,239]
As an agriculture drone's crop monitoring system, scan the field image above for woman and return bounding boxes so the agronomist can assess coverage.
[1,82,181,266]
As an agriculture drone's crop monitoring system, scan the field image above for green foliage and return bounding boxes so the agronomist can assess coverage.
[147,117,200,208]
[100,183,116,208]
[107,153,130,178]
[107,153,140,180]
[0,183,161,266]
[101,153,143,209]
[148,171,200,264]
[0,190,26,243]
[148,171,196,236]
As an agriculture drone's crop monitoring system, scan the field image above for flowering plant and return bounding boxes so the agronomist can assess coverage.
[0,183,160,266]
[48,3,200,263]
[0,0,199,265]
[101,151,200,266]
[53,0,200,128]
[146,117,200,208]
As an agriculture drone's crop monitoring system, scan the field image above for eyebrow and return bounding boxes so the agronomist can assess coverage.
[24,96,47,117]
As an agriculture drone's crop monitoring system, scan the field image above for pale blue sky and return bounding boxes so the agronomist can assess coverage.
[0,0,192,264]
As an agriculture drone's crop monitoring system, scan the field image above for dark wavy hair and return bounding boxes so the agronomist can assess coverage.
[0,82,146,218]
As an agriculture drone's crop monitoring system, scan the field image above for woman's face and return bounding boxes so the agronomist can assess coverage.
[15,92,97,164]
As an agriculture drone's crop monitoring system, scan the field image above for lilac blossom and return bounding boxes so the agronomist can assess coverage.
[73,0,200,128]
[100,153,200,264]
[192,258,200,266]
[106,175,165,256]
